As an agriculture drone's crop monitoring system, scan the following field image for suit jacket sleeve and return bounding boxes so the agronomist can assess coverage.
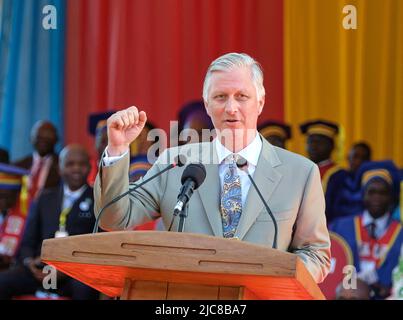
[289,164,331,283]
[94,152,167,231]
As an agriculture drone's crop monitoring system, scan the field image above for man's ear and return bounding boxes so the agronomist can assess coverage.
[258,95,265,115]
[204,100,212,117]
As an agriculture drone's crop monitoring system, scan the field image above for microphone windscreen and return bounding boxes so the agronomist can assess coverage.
[236,157,248,169]
[181,163,206,189]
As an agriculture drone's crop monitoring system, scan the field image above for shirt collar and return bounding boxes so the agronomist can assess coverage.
[215,131,262,166]
[63,184,87,200]
[33,151,52,164]
[362,210,390,232]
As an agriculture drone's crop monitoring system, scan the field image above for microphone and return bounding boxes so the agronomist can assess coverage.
[171,163,206,232]
[173,163,206,215]
[92,154,186,233]
[236,157,278,249]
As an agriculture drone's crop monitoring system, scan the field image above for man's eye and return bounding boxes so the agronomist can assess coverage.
[237,94,249,100]
[214,95,225,100]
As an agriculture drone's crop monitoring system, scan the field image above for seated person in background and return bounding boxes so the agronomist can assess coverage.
[331,142,373,219]
[177,100,214,145]
[330,160,403,299]
[0,163,30,270]
[300,119,349,223]
[299,119,341,179]
[335,278,370,300]
[0,148,9,163]
[324,141,373,222]
[87,111,116,185]
[0,144,98,300]
[348,142,372,175]
[14,121,60,201]
[258,120,291,149]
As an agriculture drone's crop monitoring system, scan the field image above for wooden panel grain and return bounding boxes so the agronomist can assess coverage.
[127,280,168,300]
[166,283,219,300]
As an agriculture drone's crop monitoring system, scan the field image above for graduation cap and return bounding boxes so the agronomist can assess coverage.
[88,111,116,136]
[258,120,292,140]
[300,119,339,140]
[0,163,30,191]
[357,160,401,202]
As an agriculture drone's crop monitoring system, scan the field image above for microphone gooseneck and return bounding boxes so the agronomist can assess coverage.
[93,154,185,233]
[236,157,278,249]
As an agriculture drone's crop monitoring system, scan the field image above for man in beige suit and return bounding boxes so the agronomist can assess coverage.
[94,53,331,283]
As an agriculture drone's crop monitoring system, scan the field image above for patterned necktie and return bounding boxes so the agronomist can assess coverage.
[220,154,242,238]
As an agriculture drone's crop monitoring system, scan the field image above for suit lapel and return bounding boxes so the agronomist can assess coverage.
[196,142,224,237]
[235,138,283,240]
[55,185,64,225]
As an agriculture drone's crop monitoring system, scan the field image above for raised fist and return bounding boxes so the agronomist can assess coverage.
[106,106,147,156]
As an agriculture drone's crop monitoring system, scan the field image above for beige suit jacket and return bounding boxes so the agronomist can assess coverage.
[94,137,331,283]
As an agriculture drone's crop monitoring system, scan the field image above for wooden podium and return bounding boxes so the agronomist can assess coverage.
[41,231,325,300]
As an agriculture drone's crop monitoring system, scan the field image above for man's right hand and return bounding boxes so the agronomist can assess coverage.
[106,106,147,156]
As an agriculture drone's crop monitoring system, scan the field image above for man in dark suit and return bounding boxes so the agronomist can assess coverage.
[14,121,60,201]
[0,144,98,300]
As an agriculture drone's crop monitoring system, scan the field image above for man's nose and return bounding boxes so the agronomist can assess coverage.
[224,98,238,114]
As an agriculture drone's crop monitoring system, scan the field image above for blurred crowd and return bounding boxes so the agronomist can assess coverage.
[0,100,402,300]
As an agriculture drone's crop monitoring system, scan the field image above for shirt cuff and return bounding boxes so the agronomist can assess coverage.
[102,147,129,166]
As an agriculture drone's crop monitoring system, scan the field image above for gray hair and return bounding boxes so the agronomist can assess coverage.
[202,52,265,102]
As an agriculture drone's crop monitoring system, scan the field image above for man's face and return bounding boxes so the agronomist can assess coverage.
[205,67,264,147]
[33,124,58,157]
[348,146,369,173]
[363,179,392,219]
[306,134,334,164]
[60,149,90,191]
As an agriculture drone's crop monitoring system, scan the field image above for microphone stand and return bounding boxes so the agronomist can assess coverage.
[93,163,175,233]
[177,202,189,233]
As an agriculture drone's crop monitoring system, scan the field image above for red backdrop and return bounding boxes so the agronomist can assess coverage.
[64,0,284,155]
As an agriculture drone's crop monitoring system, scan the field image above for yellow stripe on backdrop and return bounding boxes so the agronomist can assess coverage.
[284,0,403,167]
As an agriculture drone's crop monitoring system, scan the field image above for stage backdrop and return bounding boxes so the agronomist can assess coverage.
[64,0,284,158]
[284,0,403,166]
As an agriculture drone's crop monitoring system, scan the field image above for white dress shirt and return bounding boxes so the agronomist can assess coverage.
[62,184,87,210]
[215,132,262,207]
[358,210,391,285]
[361,210,390,239]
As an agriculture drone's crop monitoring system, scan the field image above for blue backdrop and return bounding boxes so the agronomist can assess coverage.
[0,0,65,161]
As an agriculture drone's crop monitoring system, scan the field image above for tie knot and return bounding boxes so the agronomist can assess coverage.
[229,154,240,164]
